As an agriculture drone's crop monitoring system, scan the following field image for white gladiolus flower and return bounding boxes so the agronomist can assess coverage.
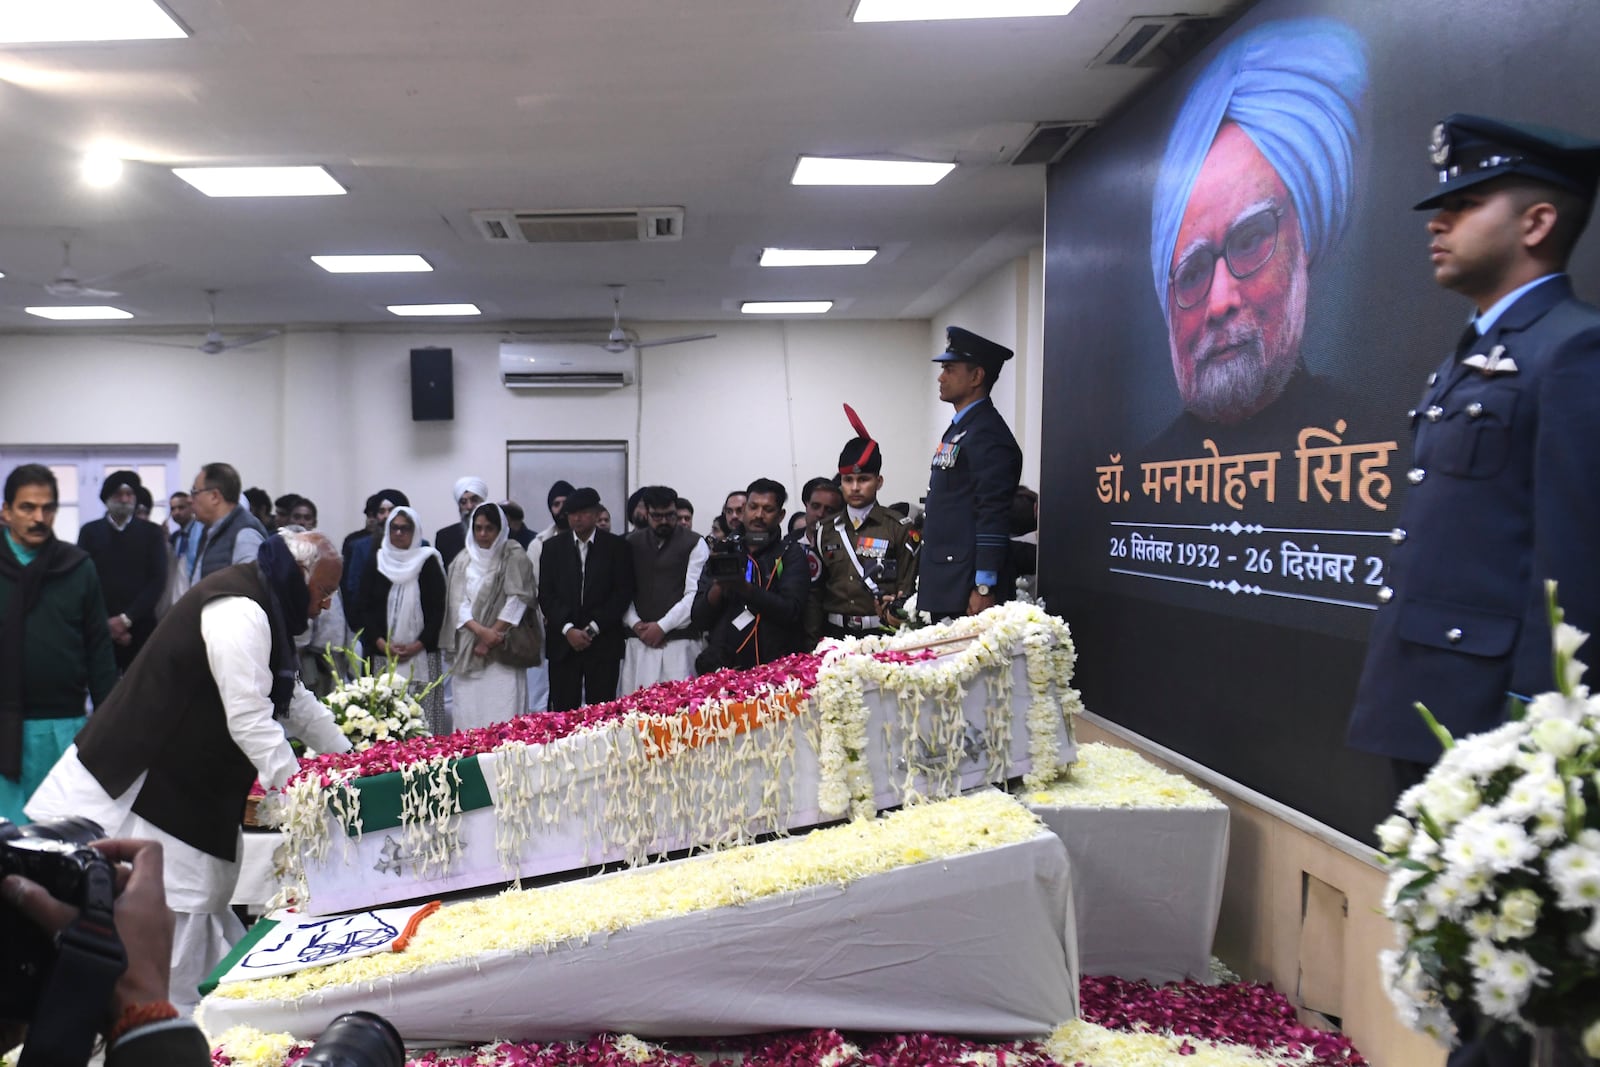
[1378,815,1414,853]
[1423,774,1480,828]
[1555,621,1590,659]
[1531,717,1590,759]
[1495,888,1541,941]
[1584,1020,1600,1060]
[1525,690,1589,724]
[1397,783,1426,817]
[1465,909,1497,938]
[1549,835,1600,911]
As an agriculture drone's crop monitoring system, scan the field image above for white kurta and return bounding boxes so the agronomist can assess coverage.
[618,537,710,696]
[450,587,529,731]
[26,595,350,1010]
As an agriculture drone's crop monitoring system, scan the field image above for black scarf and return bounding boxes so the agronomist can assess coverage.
[0,536,84,781]
[255,537,309,717]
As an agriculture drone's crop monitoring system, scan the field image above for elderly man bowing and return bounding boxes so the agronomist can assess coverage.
[27,528,351,1010]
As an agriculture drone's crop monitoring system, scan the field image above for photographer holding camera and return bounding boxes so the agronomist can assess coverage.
[691,478,809,672]
[1,829,209,1066]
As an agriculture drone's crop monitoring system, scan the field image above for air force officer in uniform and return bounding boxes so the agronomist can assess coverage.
[1348,115,1600,793]
[918,327,1024,620]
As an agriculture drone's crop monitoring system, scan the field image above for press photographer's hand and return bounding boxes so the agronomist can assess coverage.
[1,838,173,1028]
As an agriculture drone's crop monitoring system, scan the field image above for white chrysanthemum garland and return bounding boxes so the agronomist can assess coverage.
[1378,582,1600,1053]
[1028,743,1223,811]
[272,604,1080,904]
[814,601,1082,821]
[212,791,1046,1003]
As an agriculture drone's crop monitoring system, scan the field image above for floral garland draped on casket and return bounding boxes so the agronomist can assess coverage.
[268,602,1082,912]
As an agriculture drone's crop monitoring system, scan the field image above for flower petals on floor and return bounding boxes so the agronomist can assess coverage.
[210,978,1366,1066]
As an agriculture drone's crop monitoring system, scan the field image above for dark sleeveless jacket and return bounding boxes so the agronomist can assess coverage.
[76,563,295,860]
[625,525,700,640]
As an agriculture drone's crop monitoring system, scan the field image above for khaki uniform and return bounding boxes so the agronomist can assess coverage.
[806,505,920,640]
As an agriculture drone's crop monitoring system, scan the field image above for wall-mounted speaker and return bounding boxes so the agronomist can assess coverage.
[410,347,454,421]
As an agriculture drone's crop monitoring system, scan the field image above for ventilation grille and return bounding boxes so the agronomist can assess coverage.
[471,207,684,244]
[1090,15,1219,69]
[1010,122,1096,166]
[503,371,630,388]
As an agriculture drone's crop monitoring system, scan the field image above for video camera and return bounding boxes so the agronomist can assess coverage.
[705,533,749,582]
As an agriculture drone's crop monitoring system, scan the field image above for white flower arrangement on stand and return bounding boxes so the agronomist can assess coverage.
[320,642,436,751]
[1379,582,1600,1059]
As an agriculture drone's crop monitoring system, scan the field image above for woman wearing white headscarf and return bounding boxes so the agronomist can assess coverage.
[359,506,448,733]
[445,502,535,730]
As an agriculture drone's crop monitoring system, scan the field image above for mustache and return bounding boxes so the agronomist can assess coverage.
[1193,324,1263,366]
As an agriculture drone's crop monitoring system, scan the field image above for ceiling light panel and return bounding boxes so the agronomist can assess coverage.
[741,301,834,314]
[312,255,433,274]
[0,0,187,43]
[386,303,480,316]
[759,248,878,267]
[26,305,134,320]
[172,166,346,198]
[852,0,1081,21]
[791,157,955,186]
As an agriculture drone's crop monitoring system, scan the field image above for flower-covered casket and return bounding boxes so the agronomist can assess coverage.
[277,603,1081,914]
[201,792,1080,1042]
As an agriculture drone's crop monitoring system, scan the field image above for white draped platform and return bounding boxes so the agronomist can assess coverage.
[200,827,1080,1043]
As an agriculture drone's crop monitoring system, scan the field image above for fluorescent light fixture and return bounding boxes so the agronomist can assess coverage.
[80,151,123,188]
[791,156,955,186]
[852,0,1081,20]
[312,254,433,274]
[760,248,878,267]
[26,305,133,320]
[0,0,188,43]
[741,301,834,315]
[386,303,480,317]
[172,166,346,198]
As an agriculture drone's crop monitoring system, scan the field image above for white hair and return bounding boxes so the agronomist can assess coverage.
[278,527,340,578]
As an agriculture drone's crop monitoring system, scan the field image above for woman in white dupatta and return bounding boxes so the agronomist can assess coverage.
[445,502,534,730]
[363,505,448,732]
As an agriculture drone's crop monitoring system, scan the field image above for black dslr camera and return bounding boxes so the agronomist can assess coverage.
[705,533,748,582]
[0,816,118,1021]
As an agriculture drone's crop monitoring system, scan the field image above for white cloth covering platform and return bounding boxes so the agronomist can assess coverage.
[1027,801,1228,984]
[199,828,1079,1043]
[296,647,1075,915]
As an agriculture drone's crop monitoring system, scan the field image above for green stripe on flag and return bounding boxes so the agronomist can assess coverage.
[199,916,281,997]
[337,754,493,835]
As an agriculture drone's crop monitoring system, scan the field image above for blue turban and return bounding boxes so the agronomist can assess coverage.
[1149,18,1367,321]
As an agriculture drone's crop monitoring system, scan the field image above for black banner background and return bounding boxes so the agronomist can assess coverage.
[1040,0,1600,840]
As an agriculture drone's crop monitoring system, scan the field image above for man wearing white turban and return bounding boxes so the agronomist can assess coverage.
[433,476,488,570]
[1146,19,1367,448]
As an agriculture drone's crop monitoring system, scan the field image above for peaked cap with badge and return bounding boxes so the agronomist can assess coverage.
[1349,113,1600,769]
[932,325,1014,386]
[1415,112,1600,210]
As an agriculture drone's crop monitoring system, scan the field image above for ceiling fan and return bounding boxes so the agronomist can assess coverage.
[140,290,283,354]
[598,284,716,353]
[43,237,163,299]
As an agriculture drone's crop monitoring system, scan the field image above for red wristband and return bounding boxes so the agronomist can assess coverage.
[109,1000,179,1043]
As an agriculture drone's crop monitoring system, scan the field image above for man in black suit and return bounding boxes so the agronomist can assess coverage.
[1349,115,1600,790]
[538,487,635,711]
[77,470,168,671]
[917,327,1024,620]
[433,475,487,570]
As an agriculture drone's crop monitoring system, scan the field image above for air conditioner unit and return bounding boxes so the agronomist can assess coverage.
[499,341,635,390]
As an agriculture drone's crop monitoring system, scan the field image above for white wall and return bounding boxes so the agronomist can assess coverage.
[927,250,1046,492]
[0,318,937,535]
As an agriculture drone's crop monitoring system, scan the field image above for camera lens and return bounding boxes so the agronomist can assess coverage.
[299,1011,404,1067]
[17,816,105,847]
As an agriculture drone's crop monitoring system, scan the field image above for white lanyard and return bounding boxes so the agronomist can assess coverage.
[831,514,880,595]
